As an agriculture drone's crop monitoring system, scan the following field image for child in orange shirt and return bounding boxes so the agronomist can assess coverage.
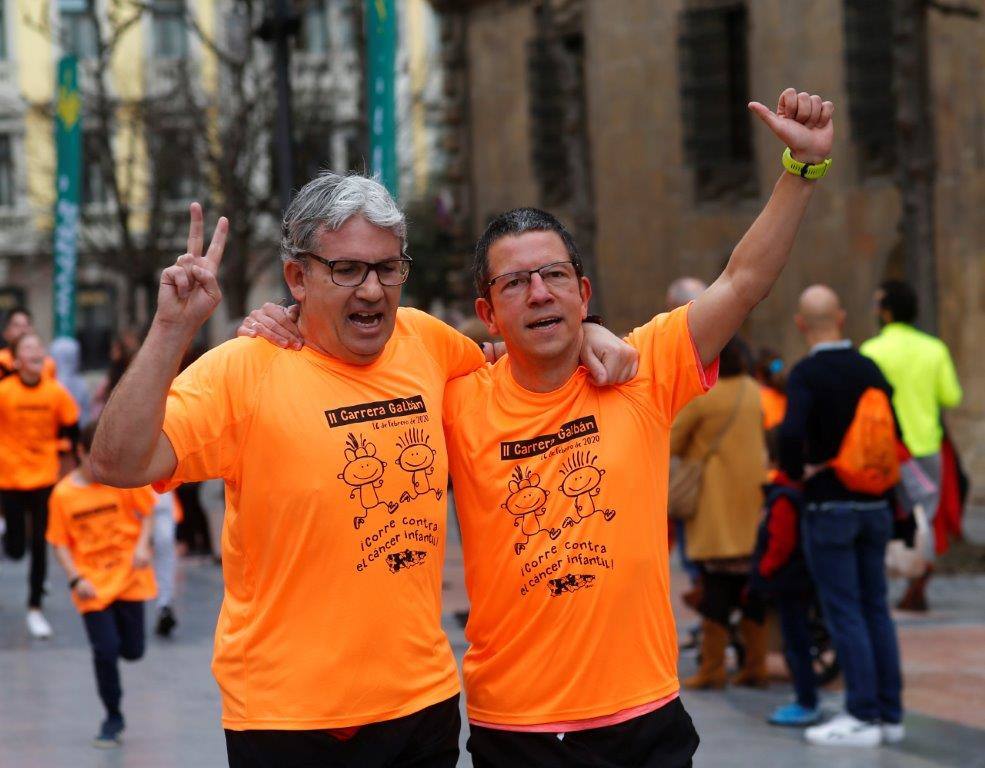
[47,421,156,748]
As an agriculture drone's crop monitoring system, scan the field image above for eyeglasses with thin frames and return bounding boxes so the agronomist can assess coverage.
[303,253,413,287]
[485,261,578,298]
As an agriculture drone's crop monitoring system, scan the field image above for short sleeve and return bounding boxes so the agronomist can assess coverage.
[46,490,70,547]
[404,308,485,382]
[56,382,80,426]
[937,344,962,409]
[624,303,718,422]
[156,337,273,491]
[125,486,156,517]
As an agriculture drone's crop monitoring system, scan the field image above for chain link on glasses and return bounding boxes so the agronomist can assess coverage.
[486,261,578,298]
[304,253,413,287]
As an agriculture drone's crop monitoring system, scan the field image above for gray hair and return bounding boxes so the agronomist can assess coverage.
[280,172,407,266]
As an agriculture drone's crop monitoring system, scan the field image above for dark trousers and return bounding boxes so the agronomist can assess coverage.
[1,486,53,608]
[82,600,146,719]
[225,694,460,768]
[802,500,903,723]
[774,592,818,709]
[698,570,765,628]
[468,697,699,768]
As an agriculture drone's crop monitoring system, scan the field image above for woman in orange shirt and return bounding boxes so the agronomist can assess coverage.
[0,333,80,638]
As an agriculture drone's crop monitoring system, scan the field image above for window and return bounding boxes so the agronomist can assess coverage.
[152,128,197,201]
[678,2,756,201]
[82,132,110,206]
[0,1,7,61]
[843,0,896,176]
[76,283,116,371]
[526,25,580,207]
[152,0,187,60]
[297,0,330,54]
[0,135,13,207]
[60,0,99,60]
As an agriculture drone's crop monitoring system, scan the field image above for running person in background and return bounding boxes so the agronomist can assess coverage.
[91,174,633,768]
[0,308,57,379]
[0,333,80,638]
[47,421,156,748]
[151,489,181,637]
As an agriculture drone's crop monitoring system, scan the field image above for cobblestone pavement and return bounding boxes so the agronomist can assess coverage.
[0,503,982,767]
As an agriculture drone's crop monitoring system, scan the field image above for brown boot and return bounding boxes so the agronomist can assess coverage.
[731,618,769,687]
[684,620,729,689]
[897,566,932,612]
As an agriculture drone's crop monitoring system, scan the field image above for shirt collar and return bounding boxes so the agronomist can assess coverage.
[810,339,853,355]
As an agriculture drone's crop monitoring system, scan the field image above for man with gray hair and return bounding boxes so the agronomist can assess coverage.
[665,277,707,312]
[91,172,631,767]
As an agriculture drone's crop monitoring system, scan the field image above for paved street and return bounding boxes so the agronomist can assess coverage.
[1,505,983,767]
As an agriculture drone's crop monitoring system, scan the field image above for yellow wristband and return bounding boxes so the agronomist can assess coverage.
[782,147,831,180]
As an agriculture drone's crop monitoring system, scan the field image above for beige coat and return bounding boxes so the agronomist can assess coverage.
[670,375,766,562]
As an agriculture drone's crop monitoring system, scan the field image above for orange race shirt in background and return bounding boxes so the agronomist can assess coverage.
[0,375,79,490]
[444,305,717,726]
[760,385,787,430]
[156,308,484,731]
[46,479,157,613]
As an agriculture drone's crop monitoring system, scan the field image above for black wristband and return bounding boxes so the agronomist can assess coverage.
[69,576,82,590]
[583,315,604,325]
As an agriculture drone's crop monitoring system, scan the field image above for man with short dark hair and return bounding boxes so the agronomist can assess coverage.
[0,308,57,379]
[861,279,963,611]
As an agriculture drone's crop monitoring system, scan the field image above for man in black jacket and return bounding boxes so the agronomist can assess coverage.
[779,284,903,748]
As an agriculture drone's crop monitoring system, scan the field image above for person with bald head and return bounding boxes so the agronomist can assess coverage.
[664,277,708,312]
[779,284,904,748]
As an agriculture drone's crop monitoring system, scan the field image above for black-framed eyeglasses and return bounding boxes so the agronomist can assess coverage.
[303,253,413,287]
[486,261,578,297]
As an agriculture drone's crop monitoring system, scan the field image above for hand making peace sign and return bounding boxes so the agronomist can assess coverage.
[748,88,834,166]
[157,203,228,332]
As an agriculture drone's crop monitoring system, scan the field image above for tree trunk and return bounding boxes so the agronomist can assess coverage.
[893,0,938,333]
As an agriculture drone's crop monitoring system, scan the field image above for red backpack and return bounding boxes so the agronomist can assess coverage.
[829,388,900,495]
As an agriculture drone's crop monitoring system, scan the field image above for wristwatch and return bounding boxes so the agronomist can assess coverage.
[782,147,832,180]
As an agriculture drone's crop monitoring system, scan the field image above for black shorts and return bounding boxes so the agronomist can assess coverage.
[225,694,460,768]
[467,697,699,768]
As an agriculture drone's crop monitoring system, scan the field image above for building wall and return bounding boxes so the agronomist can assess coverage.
[455,0,985,497]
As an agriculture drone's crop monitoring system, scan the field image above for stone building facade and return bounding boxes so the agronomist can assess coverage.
[434,0,985,499]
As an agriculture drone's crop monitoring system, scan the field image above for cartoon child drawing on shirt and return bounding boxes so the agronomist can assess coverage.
[339,433,399,529]
[558,451,615,528]
[503,466,560,555]
[395,428,442,503]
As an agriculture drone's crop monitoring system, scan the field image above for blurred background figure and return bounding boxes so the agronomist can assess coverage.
[0,333,80,638]
[1,308,57,379]
[755,347,787,433]
[665,277,707,312]
[672,336,768,690]
[50,337,91,426]
[861,280,964,612]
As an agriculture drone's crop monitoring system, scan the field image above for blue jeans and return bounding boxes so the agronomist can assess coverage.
[802,501,902,723]
[82,600,146,719]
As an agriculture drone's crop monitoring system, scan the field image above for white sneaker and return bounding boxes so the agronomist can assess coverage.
[882,723,905,743]
[805,713,881,747]
[26,609,53,639]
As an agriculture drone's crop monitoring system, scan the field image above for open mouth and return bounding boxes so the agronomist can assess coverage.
[349,311,384,330]
[526,316,562,331]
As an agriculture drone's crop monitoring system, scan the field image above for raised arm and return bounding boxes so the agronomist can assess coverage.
[689,88,835,366]
[91,204,228,487]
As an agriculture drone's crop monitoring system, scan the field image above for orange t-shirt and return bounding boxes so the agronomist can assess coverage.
[156,307,483,731]
[443,305,717,725]
[46,477,157,613]
[760,385,787,430]
[0,348,58,379]
[0,374,79,490]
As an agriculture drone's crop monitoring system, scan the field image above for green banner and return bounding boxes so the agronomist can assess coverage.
[365,0,397,195]
[53,55,82,339]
